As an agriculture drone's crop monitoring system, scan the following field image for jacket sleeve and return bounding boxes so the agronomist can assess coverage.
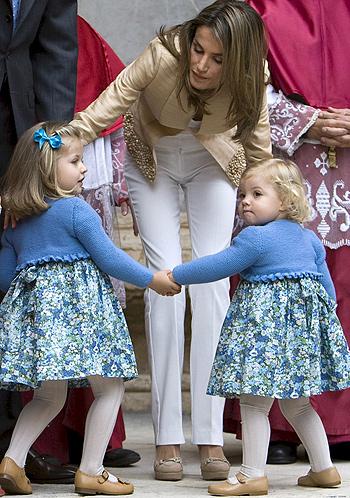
[72,199,153,288]
[0,233,17,292]
[70,39,162,144]
[268,85,320,156]
[31,0,78,121]
[243,62,273,164]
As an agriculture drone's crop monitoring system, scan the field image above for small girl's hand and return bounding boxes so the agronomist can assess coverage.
[149,270,181,296]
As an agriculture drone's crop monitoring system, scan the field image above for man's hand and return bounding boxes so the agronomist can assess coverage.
[307,107,350,147]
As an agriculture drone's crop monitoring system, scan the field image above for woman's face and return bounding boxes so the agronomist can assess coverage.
[189,26,223,91]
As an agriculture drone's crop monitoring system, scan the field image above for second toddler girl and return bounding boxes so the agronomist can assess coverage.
[171,158,350,496]
[0,122,180,495]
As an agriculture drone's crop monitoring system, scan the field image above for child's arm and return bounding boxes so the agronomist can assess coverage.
[172,227,261,285]
[0,233,17,292]
[311,233,336,300]
[73,199,180,293]
[317,260,336,300]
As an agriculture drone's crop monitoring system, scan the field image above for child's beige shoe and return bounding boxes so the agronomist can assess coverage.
[74,469,134,495]
[298,466,341,488]
[208,472,268,496]
[0,456,32,494]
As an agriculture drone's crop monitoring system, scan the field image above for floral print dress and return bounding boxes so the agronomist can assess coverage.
[207,276,350,399]
[0,259,138,391]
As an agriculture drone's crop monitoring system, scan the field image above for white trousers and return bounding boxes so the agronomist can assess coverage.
[124,131,237,445]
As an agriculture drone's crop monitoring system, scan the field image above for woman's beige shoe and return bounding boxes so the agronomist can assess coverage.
[74,469,134,495]
[0,456,32,494]
[201,457,230,480]
[208,472,268,496]
[298,466,341,488]
[154,457,183,481]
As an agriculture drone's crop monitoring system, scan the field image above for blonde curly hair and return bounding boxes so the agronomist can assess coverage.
[240,158,311,223]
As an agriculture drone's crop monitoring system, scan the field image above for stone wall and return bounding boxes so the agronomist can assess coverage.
[78,0,213,64]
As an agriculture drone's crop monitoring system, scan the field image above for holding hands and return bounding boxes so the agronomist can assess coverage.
[307,107,350,147]
[149,270,181,296]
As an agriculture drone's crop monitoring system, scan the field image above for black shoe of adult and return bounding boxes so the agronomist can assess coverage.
[329,442,350,460]
[267,442,298,464]
[25,449,76,484]
[103,448,141,467]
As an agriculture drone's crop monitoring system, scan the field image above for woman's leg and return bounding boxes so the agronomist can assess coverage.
[79,376,124,478]
[278,397,333,472]
[182,138,236,447]
[124,146,185,448]
[5,380,68,467]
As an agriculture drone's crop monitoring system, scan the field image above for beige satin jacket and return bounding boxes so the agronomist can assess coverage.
[71,38,272,186]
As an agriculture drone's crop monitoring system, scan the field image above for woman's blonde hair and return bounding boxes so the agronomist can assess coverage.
[158,0,267,143]
[2,121,81,219]
[241,159,311,223]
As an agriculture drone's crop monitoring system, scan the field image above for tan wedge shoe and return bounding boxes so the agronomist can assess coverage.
[154,457,183,481]
[74,469,134,495]
[201,457,230,480]
[298,466,341,488]
[0,457,32,495]
[208,472,268,496]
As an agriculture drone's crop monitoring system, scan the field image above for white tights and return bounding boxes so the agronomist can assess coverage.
[237,394,333,479]
[5,376,124,477]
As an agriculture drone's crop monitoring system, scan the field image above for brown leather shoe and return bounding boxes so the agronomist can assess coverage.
[208,472,268,496]
[154,457,183,481]
[75,469,133,495]
[25,449,76,484]
[298,466,341,488]
[201,457,230,480]
[0,457,32,494]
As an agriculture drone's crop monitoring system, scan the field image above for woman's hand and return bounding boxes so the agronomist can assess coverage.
[149,270,181,296]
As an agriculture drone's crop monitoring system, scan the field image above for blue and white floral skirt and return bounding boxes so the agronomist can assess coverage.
[207,277,350,399]
[0,259,138,391]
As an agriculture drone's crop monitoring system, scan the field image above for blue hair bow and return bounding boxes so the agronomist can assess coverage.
[33,128,62,150]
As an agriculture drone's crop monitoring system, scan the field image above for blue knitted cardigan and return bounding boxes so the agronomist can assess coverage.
[173,219,335,299]
[0,197,153,292]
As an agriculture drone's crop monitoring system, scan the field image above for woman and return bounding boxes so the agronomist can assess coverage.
[71,0,272,481]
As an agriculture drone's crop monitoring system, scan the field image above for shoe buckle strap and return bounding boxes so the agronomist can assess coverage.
[236,472,248,484]
[203,457,229,464]
[159,457,182,464]
[116,478,130,485]
[97,470,109,484]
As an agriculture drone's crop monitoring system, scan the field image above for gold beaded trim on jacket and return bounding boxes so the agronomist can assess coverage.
[124,111,246,186]
[123,112,156,181]
[225,143,247,187]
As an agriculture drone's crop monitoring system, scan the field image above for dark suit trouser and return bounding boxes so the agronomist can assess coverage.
[0,78,17,178]
[0,77,22,458]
